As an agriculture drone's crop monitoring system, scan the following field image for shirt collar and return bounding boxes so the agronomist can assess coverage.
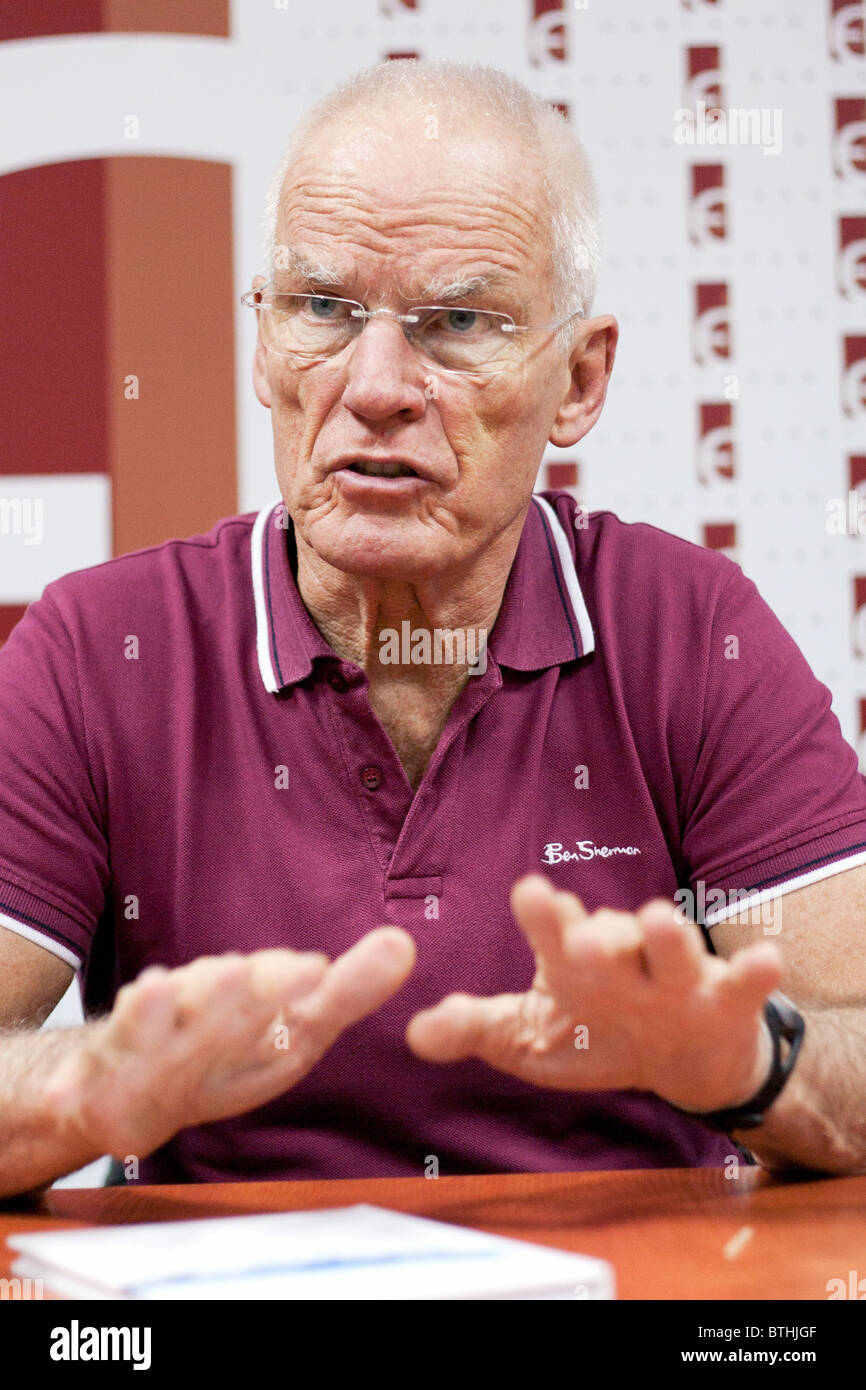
[251,492,595,694]
[491,493,595,670]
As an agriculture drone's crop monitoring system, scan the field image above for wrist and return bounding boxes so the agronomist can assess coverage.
[39,1020,116,1158]
[719,1015,776,1112]
[674,994,806,1133]
[670,1017,774,1116]
[20,1026,107,1186]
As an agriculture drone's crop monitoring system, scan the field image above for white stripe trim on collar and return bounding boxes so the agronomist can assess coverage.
[532,493,595,657]
[251,498,282,694]
[252,493,595,690]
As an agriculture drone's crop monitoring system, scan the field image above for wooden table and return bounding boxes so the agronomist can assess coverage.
[2,1166,863,1300]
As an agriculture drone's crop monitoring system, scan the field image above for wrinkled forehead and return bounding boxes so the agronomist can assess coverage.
[274,113,554,309]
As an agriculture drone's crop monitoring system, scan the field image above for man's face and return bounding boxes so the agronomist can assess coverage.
[254,111,583,581]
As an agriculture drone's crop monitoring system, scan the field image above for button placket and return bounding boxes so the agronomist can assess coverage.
[319,667,412,868]
[386,658,503,888]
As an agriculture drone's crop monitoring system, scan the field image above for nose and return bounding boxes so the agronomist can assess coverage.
[340,317,428,424]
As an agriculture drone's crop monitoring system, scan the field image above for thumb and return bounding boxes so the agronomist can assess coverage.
[406,991,523,1064]
[296,927,416,1047]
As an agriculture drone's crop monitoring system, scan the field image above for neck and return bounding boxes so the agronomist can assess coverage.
[293,517,524,688]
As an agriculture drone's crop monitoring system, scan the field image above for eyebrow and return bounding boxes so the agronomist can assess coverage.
[274,247,343,290]
[412,271,530,319]
[417,272,500,303]
[274,247,525,312]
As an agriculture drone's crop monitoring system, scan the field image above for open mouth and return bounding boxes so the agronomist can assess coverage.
[345,461,420,478]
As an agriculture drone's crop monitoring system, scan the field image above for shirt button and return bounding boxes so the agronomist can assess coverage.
[328,672,348,692]
[361,765,383,790]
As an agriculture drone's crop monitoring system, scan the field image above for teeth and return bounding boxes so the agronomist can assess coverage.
[349,460,416,478]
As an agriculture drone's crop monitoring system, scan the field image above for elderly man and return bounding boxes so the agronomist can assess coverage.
[0,60,865,1196]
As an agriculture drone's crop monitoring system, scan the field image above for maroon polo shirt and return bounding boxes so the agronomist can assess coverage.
[1,491,865,1183]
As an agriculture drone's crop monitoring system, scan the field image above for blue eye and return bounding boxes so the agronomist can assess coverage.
[446,309,478,332]
[309,297,340,318]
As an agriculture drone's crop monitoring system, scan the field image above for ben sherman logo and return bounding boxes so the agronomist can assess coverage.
[542,840,642,863]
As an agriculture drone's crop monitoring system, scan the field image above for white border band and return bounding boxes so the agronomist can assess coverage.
[0,910,82,970]
[251,498,281,694]
[703,848,866,926]
[532,494,595,657]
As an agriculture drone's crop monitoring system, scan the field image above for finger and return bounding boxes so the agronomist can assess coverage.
[152,934,411,1114]
[169,953,251,1026]
[247,949,331,1007]
[215,952,332,1062]
[110,968,182,1049]
[717,941,783,1013]
[169,950,328,1033]
[406,991,523,1064]
[638,901,706,989]
[562,908,646,973]
[510,874,585,966]
[134,964,170,983]
[294,927,416,1048]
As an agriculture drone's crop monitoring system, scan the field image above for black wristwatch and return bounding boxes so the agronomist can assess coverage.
[677,992,805,1133]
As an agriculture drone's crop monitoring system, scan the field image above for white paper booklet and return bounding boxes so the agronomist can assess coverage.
[9,1202,615,1300]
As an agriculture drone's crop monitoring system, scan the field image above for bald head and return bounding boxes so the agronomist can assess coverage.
[274,112,554,325]
[263,59,600,319]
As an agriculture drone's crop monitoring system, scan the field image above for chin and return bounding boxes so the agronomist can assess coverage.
[307,511,450,581]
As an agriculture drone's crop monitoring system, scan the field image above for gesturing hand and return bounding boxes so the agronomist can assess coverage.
[44,928,416,1160]
[406,875,783,1114]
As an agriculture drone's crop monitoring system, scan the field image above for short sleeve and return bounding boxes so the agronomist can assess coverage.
[680,565,866,921]
[0,589,108,967]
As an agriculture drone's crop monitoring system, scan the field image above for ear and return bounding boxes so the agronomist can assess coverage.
[548,314,618,449]
[253,333,272,409]
[250,275,272,410]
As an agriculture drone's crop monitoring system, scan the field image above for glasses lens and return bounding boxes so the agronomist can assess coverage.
[256,294,519,373]
[262,294,357,358]
[411,307,516,374]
